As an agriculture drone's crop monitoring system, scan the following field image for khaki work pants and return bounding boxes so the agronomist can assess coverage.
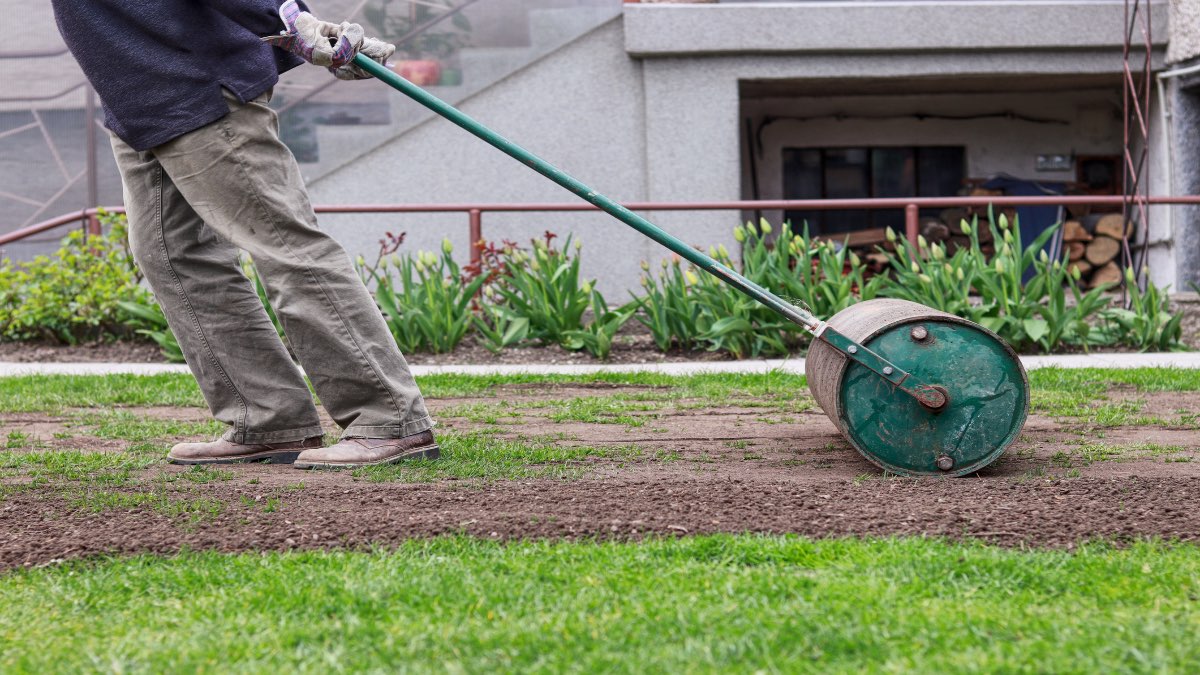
[110,89,432,444]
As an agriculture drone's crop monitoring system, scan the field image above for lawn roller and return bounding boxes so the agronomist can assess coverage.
[352,54,1029,477]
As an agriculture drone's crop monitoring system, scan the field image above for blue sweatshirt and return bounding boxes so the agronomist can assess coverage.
[52,1,309,151]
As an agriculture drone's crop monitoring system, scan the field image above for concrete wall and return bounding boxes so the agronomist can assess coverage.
[627,0,1169,56]
[1169,0,1200,63]
[309,19,669,299]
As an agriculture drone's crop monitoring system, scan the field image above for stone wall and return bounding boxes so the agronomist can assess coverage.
[1168,0,1200,63]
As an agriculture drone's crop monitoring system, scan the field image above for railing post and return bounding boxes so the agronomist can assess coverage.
[85,211,102,236]
[905,203,919,247]
[468,208,482,268]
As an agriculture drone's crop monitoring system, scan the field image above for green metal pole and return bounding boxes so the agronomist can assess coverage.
[354,55,947,410]
[352,56,817,330]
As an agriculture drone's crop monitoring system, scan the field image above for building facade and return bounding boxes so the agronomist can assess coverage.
[4,0,1194,297]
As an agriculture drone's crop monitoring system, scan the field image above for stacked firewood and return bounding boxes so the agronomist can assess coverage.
[1061,214,1131,288]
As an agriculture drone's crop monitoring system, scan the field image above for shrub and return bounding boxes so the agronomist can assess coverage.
[0,211,152,344]
[359,235,485,354]
[635,220,880,357]
[879,212,1120,353]
[488,233,592,347]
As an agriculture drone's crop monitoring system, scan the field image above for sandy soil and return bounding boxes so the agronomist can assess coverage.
[2,385,1199,568]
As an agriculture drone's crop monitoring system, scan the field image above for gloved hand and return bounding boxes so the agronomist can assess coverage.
[262,0,395,80]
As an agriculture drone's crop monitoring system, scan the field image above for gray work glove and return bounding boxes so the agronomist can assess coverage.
[329,37,396,80]
[263,0,395,80]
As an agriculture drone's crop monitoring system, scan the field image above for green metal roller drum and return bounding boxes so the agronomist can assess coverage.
[353,54,1030,476]
[807,299,1029,476]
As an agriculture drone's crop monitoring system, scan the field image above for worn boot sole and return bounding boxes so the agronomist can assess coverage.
[167,450,304,466]
[293,444,440,470]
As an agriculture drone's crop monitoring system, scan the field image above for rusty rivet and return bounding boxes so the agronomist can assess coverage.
[910,325,929,341]
[936,455,954,471]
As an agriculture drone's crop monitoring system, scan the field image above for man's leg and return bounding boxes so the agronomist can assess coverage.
[151,90,433,447]
[111,134,325,460]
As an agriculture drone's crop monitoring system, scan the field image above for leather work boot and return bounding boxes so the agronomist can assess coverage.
[168,436,324,465]
[293,430,439,470]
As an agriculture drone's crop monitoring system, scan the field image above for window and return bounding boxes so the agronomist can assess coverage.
[782,146,965,235]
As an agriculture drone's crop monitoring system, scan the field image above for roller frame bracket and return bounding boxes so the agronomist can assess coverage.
[818,328,948,410]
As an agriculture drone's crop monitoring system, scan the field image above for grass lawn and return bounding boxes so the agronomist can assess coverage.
[3,369,1200,672]
[0,536,1197,673]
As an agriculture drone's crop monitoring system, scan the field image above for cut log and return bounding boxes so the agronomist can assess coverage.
[1062,220,1093,242]
[1069,260,1093,278]
[1067,241,1086,261]
[920,219,951,242]
[939,208,970,229]
[1084,236,1121,266]
[1094,213,1132,240]
[864,252,890,269]
[818,227,886,248]
[1089,261,1123,288]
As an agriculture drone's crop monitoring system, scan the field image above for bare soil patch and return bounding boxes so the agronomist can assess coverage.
[2,386,1200,568]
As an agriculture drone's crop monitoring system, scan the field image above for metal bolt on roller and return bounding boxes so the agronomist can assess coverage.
[352,55,1031,477]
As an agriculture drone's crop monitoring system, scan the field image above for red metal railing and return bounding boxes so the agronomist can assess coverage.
[5,196,1200,267]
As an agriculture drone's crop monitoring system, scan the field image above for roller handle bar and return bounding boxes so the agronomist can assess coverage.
[353,55,946,409]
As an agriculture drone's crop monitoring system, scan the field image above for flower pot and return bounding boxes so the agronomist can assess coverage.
[391,60,442,86]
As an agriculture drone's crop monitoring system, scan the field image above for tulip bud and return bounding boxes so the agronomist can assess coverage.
[759,220,772,235]
[944,263,953,275]
[1003,229,1013,244]
[641,260,650,271]
[661,259,669,270]
[885,227,897,243]
[961,220,973,235]
[685,270,698,285]
[641,275,650,288]
[1039,249,1048,263]
[910,261,920,274]
[1124,266,1135,284]
[956,267,965,281]
[919,274,932,284]
[414,260,425,274]
[575,240,582,251]
[581,281,593,294]
[1001,244,1012,258]
[746,221,758,236]
[442,238,454,255]
[917,235,928,250]
[998,213,1009,230]
[995,259,1005,274]
[355,255,366,268]
[733,225,746,243]
[849,251,861,267]
[931,244,944,261]
[788,243,799,256]
[1072,265,1082,281]
[718,244,730,259]
[708,245,718,257]
[390,254,402,268]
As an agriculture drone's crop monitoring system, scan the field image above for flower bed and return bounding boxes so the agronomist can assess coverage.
[0,211,1186,362]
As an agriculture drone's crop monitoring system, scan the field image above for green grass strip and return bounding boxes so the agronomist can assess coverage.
[3,367,1198,412]
[0,536,1197,672]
